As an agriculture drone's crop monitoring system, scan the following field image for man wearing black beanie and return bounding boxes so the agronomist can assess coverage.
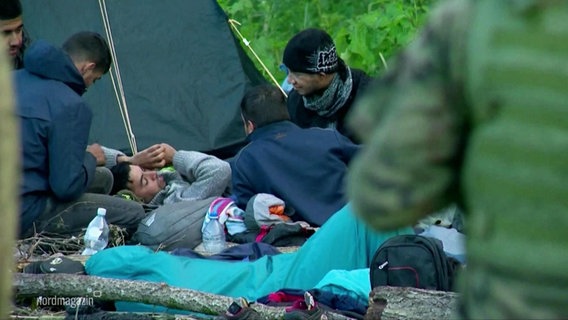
[0,0,28,69]
[282,28,371,143]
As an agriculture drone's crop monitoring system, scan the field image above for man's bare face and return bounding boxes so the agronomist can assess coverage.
[1,16,24,58]
[126,165,166,203]
[286,70,328,97]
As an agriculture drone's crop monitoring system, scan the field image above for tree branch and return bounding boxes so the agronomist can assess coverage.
[365,286,459,320]
[15,273,460,319]
[13,273,354,319]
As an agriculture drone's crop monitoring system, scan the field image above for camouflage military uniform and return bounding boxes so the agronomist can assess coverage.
[348,0,568,318]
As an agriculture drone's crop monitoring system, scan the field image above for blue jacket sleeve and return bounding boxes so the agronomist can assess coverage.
[48,101,96,201]
[230,151,257,210]
[334,131,361,165]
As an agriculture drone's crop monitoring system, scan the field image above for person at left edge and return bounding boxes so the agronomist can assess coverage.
[0,0,29,70]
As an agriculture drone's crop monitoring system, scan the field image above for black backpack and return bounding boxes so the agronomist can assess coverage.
[370,234,461,291]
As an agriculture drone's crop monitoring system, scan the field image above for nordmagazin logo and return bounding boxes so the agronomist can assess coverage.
[36,295,95,308]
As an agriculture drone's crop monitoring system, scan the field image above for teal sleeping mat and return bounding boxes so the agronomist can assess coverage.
[86,204,412,312]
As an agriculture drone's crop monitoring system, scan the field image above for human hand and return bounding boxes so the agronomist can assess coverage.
[129,144,167,169]
[160,143,177,165]
[86,143,106,166]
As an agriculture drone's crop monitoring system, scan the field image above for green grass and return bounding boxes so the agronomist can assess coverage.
[218,0,436,82]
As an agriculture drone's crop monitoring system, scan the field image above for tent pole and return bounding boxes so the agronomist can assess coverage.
[229,19,288,98]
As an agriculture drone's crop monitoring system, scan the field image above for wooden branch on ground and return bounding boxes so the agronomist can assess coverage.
[365,286,459,320]
[14,273,459,319]
[11,311,202,320]
[13,273,353,319]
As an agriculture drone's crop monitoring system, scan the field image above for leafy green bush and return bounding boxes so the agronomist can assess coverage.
[218,0,436,83]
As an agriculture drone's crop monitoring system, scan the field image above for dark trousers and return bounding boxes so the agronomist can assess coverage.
[23,167,147,238]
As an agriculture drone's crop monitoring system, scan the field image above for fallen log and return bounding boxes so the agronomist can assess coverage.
[11,311,202,320]
[14,273,459,319]
[14,273,259,317]
[13,273,353,319]
[365,286,459,320]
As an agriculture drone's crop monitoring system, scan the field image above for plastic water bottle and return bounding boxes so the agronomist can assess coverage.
[202,218,226,254]
[81,208,110,256]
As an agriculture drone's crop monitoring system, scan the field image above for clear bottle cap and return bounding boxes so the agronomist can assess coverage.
[97,208,107,216]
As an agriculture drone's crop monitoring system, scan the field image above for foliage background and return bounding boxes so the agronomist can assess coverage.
[217,0,437,84]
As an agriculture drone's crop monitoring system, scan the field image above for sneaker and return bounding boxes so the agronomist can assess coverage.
[23,256,85,275]
[219,298,262,320]
[284,292,332,320]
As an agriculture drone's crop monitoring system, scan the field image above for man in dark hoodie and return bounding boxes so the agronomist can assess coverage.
[282,28,372,144]
[15,31,147,238]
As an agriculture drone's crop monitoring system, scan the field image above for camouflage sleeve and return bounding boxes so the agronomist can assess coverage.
[347,0,472,231]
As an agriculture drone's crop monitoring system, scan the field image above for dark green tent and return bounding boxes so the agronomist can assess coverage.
[21,0,267,159]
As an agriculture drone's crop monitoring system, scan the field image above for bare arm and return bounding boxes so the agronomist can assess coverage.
[102,144,167,169]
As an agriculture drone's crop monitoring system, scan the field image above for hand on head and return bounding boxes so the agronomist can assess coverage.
[159,143,177,166]
[129,144,169,169]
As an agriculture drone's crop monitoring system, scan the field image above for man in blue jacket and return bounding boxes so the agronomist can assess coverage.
[231,84,360,226]
[16,31,147,238]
